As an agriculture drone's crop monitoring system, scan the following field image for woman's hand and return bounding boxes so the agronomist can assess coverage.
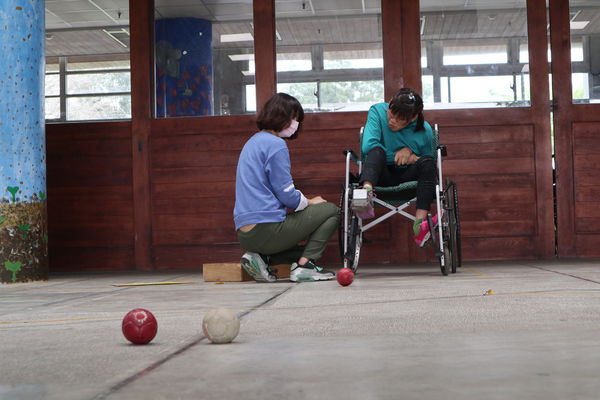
[407,154,419,164]
[308,196,326,205]
[394,147,413,165]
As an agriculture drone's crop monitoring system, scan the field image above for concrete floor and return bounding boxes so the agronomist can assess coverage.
[1,259,600,400]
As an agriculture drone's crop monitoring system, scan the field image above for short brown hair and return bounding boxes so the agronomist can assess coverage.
[256,93,305,139]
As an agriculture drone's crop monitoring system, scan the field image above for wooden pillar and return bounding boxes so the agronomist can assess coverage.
[129,0,154,270]
[253,0,277,112]
[382,0,422,100]
[401,0,422,94]
[527,0,556,258]
[549,0,576,257]
[382,0,404,101]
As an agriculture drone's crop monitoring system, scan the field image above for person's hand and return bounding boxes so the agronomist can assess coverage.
[308,196,326,205]
[394,147,412,165]
[407,154,419,164]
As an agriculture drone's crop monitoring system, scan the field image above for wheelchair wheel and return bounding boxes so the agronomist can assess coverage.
[446,180,460,273]
[436,182,458,276]
[338,185,362,272]
[450,181,462,267]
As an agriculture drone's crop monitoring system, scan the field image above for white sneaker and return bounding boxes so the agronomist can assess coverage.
[290,260,335,282]
[240,252,277,282]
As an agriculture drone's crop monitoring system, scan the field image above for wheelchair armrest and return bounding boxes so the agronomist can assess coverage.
[343,149,360,164]
[437,145,447,157]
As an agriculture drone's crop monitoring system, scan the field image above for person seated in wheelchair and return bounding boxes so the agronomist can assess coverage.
[234,93,339,283]
[354,88,438,247]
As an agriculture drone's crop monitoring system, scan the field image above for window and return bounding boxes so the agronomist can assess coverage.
[45,1,131,121]
[421,1,531,109]
[570,2,600,104]
[275,1,384,112]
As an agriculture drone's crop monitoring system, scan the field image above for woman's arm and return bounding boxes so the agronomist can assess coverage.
[265,147,308,211]
[361,105,385,156]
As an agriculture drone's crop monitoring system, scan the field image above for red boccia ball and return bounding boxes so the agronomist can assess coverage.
[337,268,355,286]
[122,308,158,344]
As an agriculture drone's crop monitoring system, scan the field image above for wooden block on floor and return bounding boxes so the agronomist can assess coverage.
[203,263,252,282]
[203,262,291,282]
[271,264,290,279]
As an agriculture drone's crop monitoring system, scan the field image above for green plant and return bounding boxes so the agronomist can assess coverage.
[18,224,30,232]
[38,191,46,201]
[6,186,19,203]
[18,224,31,239]
[0,216,5,225]
[4,261,22,283]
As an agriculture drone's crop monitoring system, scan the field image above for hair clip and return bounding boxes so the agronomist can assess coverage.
[407,93,416,102]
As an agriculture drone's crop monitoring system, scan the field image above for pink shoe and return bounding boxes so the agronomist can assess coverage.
[355,207,375,220]
[413,212,442,247]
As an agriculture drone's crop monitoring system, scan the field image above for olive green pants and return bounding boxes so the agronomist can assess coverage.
[237,202,340,265]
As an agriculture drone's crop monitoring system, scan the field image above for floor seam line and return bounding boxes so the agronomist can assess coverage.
[91,284,295,400]
[526,265,600,285]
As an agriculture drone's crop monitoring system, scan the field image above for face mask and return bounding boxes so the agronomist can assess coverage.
[279,120,299,138]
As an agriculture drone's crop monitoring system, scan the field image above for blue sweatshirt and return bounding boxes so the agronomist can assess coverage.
[234,131,307,230]
[361,102,433,165]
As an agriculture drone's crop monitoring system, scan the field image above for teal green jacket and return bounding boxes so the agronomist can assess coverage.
[361,102,433,165]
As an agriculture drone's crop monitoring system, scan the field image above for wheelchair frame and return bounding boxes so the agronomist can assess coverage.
[339,125,462,276]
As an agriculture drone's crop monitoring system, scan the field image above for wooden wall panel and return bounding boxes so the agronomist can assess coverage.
[571,122,600,254]
[149,113,371,269]
[428,115,545,261]
[45,114,554,270]
[145,106,553,268]
[46,122,134,271]
[150,118,249,269]
[549,0,600,258]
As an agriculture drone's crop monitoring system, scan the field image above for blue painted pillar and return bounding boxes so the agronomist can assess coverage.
[0,0,48,283]
[155,18,213,117]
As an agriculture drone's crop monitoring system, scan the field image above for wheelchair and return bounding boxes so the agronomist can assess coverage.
[339,125,462,276]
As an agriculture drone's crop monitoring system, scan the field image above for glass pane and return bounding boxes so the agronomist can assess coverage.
[46,63,59,73]
[67,96,131,121]
[573,73,589,100]
[450,76,517,103]
[45,1,131,121]
[245,84,256,112]
[278,49,312,71]
[67,58,131,71]
[520,41,583,63]
[323,44,383,70]
[421,1,531,109]
[570,1,600,104]
[67,72,131,94]
[276,1,384,112]
[45,74,60,96]
[444,40,508,65]
[154,1,255,117]
[277,81,384,112]
[422,75,433,103]
[45,97,61,120]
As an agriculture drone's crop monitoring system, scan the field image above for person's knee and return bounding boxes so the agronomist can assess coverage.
[367,146,386,159]
[320,201,340,217]
[417,156,436,176]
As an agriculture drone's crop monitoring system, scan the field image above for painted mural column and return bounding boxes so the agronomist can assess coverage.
[0,0,48,283]
[155,18,213,117]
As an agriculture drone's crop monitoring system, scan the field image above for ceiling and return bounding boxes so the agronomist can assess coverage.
[45,0,600,57]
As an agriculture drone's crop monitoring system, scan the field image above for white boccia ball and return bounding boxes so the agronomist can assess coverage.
[202,307,240,344]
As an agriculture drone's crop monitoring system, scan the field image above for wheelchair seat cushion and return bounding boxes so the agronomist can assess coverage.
[373,181,417,204]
